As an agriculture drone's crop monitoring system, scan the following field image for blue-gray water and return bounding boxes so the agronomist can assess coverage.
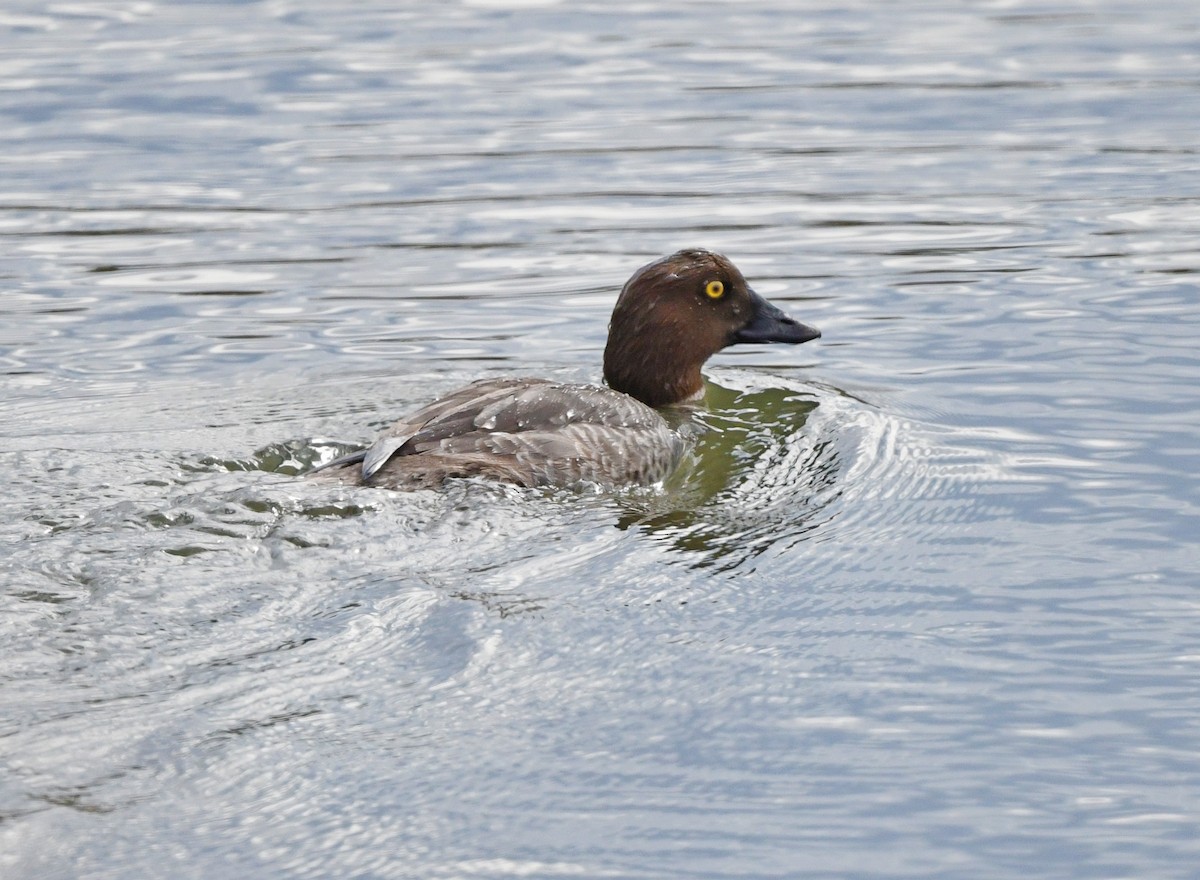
[3,2,1199,878]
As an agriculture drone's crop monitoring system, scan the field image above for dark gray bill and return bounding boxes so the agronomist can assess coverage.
[733,289,821,345]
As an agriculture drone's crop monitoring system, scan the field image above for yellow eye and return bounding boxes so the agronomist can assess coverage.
[705,279,725,299]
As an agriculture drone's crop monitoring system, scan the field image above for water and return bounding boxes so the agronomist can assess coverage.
[3,1,1199,877]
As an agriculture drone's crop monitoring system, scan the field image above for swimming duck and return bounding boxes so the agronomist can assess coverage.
[311,248,820,489]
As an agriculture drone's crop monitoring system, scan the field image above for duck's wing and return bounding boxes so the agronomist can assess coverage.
[400,382,684,486]
[405,382,663,448]
[360,377,553,480]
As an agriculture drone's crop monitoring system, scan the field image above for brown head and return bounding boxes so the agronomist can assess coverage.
[602,249,821,407]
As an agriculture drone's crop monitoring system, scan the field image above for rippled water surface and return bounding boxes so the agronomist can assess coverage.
[3,1,1200,877]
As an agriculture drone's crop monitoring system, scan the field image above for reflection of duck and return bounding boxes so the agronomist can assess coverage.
[311,249,820,490]
[614,378,841,570]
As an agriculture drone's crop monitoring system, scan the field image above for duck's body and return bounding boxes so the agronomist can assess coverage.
[315,376,687,489]
[311,249,820,490]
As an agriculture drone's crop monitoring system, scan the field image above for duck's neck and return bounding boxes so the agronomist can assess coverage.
[603,340,704,408]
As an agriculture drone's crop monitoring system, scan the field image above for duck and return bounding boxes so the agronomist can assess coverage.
[310,248,820,490]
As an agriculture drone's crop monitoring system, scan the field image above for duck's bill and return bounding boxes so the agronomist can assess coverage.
[733,290,822,345]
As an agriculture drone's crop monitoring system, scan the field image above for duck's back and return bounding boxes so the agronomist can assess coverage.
[316,377,688,490]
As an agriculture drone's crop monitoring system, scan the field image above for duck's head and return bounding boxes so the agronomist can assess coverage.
[603,249,821,407]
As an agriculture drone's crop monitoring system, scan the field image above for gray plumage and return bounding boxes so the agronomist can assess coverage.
[312,377,688,489]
